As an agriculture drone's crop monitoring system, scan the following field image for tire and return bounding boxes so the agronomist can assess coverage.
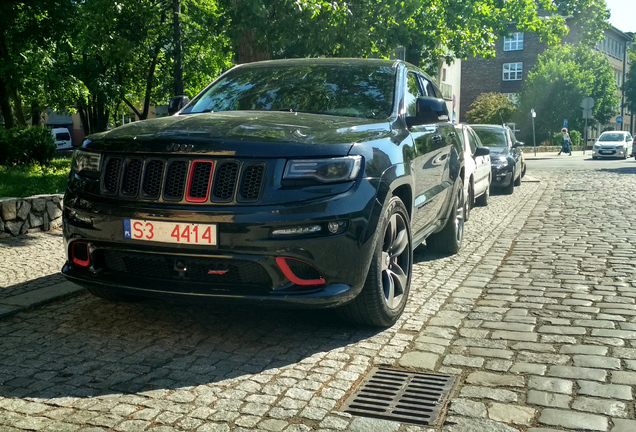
[521,161,527,178]
[337,196,412,327]
[86,287,146,302]
[514,168,522,186]
[475,179,489,207]
[593,156,598,160]
[504,169,515,194]
[427,178,464,255]
[465,181,473,222]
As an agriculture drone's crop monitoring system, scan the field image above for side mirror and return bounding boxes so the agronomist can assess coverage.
[407,97,449,127]
[168,95,190,115]
[513,141,524,148]
[474,147,490,156]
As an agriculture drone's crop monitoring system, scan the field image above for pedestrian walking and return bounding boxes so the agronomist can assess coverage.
[558,128,572,156]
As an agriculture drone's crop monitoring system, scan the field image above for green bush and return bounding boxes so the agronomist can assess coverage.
[0,126,57,166]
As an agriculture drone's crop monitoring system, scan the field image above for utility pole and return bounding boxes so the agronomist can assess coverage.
[173,0,184,96]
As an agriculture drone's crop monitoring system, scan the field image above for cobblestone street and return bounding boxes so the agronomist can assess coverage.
[1,159,636,431]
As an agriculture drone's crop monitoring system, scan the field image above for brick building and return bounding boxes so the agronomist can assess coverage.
[460,22,633,139]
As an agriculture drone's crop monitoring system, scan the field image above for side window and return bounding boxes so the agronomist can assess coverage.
[421,77,441,99]
[405,72,424,117]
[467,129,478,154]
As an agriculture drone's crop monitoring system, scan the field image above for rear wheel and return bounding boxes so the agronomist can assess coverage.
[475,179,489,207]
[86,287,146,302]
[465,181,473,222]
[427,178,464,254]
[337,196,412,327]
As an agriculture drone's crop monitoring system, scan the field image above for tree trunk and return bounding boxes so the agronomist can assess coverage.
[10,87,26,127]
[0,75,14,128]
[236,28,271,64]
[173,0,183,96]
[30,101,41,126]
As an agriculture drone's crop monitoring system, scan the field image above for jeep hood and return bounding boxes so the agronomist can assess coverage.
[83,111,396,158]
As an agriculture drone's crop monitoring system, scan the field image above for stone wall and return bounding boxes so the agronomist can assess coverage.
[0,195,63,238]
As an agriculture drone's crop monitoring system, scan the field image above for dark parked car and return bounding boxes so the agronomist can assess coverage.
[62,58,465,327]
[471,124,524,194]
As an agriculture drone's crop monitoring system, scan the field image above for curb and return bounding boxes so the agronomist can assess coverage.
[0,281,84,319]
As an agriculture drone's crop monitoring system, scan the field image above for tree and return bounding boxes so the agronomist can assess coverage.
[0,0,74,128]
[515,44,618,144]
[466,93,516,125]
[623,49,636,123]
[220,0,576,68]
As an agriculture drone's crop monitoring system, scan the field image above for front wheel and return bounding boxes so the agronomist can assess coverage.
[465,181,473,222]
[337,196,412,327]
[504,169,515,194]
[427,178,464,254]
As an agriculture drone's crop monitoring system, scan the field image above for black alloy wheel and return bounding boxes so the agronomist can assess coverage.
[338,196,412,327]
[504,169,515,194]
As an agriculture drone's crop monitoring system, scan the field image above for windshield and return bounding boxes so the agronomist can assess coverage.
[471,127,508,147]
[599,133,625,142]
[182,64,396,119]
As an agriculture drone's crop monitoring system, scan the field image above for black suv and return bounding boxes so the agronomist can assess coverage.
[62,58,465,327]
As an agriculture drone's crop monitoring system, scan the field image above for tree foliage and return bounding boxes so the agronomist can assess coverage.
[466,93,516,125]
[515,44,617,144]
[623,49,636,119]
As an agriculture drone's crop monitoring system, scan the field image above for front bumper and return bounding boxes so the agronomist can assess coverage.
[593,148,626,158]
[490,168,513,188]
[62,179,383,308]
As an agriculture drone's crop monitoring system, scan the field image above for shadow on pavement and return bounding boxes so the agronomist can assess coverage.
[0,294,381,400]
[598,167,636,175]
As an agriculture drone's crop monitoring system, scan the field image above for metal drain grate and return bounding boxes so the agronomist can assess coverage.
[342,367,457,426]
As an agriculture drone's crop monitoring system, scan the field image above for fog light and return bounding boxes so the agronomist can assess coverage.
[271,225,321,236]
[71,242,90,268]
[328,221,341,233]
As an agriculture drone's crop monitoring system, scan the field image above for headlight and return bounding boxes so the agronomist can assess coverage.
[615,146,624,150]
[71,150,102,177]
[492,157,509,170]
[283,156,362,184]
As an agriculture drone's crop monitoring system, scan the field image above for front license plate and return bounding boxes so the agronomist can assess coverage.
[600,150,612,154]
[123,219,217,245]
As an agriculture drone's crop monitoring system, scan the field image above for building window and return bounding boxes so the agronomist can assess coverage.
[503,33,524,51]
[502,63,523,81]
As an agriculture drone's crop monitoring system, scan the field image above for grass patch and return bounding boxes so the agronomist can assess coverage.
[0,157,71,198]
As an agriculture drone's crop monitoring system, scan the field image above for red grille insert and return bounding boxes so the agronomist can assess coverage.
[276,257,325,286]
[186,161,213,203]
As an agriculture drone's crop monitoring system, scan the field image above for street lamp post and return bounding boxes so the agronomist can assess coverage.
[531,108,537,156]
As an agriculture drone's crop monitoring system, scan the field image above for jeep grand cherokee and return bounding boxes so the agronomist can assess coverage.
[62,58,465,327]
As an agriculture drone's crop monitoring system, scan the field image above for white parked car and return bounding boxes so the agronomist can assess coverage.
[592,131,632,159]
[456,123,491,221]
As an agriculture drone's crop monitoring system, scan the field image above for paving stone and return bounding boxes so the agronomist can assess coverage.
[611,419,636,432]
[528,376,573,394]
[468,348,513,359]
[526,390,571,408]
[560,345,609,355]
[398,352,438,370]
[510,342,555,353]
[443,416,520,432]
[348,417,400,432]
[448,399,487,418]
[491,331,538,342]
[443,355,484,368]
[571,397,627,417]
[459,386,518,403]
[510,363,547,375]
[591,329,636,339]
[577,381,633,400]
[548,366,607,382]
[573,355,621,370]
[485,360,512,372]
[487,403,536,426]
[538,325,587,335]
[538,408,608,431]
[465,372,524,387]
[610,371,636,385]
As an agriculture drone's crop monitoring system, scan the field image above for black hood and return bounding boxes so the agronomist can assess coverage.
[83,111,396,158]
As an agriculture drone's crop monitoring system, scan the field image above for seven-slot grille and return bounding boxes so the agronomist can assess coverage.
[101,156,265,204]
